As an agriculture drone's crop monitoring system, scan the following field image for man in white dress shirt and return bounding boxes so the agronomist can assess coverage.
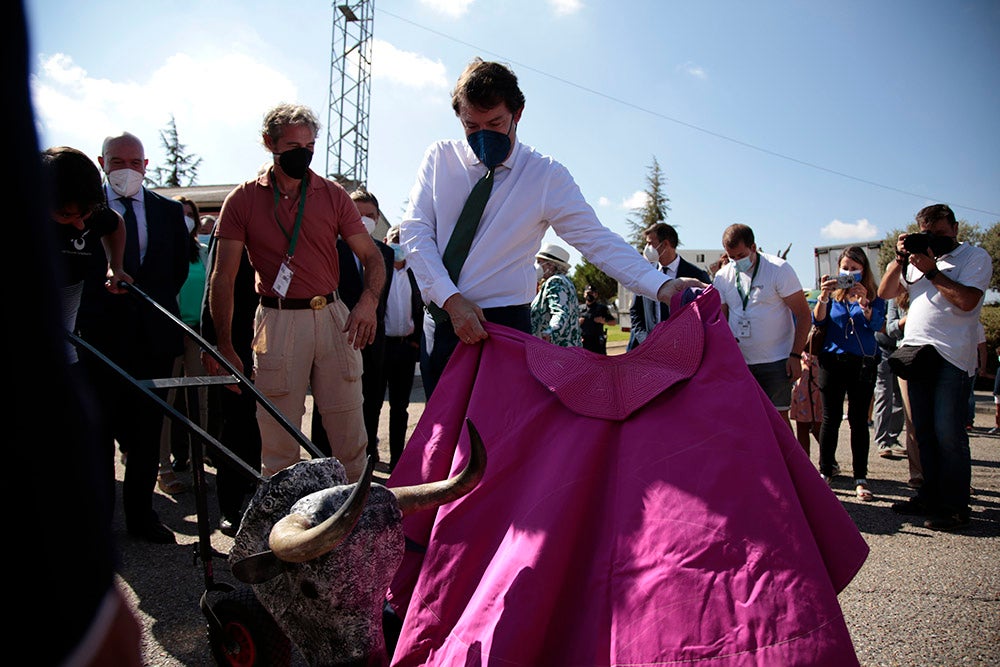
[400,57,703,396]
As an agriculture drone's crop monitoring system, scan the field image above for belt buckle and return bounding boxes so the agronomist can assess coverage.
[309,295,328,310]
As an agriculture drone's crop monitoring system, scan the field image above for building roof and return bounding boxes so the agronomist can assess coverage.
[151,184,237,213]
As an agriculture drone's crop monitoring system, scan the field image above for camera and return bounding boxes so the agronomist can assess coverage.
[835,274,855,289]
[902,231,956,257]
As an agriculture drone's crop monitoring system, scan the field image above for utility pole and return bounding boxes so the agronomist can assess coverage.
[326,1,373,191]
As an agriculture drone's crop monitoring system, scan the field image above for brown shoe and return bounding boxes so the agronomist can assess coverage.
[157,471,189,495]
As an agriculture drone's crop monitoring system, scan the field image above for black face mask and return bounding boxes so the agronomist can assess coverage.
[585,294,596,303]
[276,147,313,180]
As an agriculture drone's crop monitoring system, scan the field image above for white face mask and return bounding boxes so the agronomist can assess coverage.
[535,263,546,282]
[184,215,196,234]
[107,168,144,198]
[643,243,660,263]
[360,216,376,236]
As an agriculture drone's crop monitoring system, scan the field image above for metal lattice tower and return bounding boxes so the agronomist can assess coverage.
[326,1,373,189]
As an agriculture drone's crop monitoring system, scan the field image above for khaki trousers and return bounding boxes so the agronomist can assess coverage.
[253,300,367,481]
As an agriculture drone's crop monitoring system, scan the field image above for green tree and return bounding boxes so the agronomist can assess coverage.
[877,219,983,273]
[625,156,670,248]
[147,114,202,187]
[980,220,1000,292]
[571,258,616,302]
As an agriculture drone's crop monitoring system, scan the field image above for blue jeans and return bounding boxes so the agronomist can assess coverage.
[906,359,972,517]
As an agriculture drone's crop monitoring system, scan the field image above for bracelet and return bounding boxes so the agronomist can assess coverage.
[925,267,940,280]
[818,296,830,304]
[789,352,803,360]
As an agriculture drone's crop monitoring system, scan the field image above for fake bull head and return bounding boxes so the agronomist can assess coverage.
[229,419,486,666]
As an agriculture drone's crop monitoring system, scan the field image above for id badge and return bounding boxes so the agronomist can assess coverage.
[737,316,751,339]
[272,261,294,298]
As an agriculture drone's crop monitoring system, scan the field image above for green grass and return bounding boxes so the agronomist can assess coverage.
[606,324,630,343]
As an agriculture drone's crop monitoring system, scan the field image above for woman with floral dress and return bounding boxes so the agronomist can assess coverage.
[530,243,582,347]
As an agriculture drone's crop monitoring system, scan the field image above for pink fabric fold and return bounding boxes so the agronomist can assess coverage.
[387,287,868,666]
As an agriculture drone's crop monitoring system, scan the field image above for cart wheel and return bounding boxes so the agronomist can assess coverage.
[208,588,291,667]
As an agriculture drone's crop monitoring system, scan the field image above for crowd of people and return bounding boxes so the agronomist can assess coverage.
[47,59,993,548]
[36,44,997,666]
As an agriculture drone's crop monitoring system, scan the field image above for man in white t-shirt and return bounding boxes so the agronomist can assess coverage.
[713,223,812,428]
[878,203,992,532]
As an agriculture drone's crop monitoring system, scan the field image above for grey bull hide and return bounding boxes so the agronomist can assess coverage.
[229,419,486,666]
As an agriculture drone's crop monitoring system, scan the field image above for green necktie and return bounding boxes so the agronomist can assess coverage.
[429,168,495,323]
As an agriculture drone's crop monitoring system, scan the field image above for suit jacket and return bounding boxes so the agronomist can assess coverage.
[400,267,425,348]
[336,238,394,320]
[627,257,710,350]
[79,187,189,358]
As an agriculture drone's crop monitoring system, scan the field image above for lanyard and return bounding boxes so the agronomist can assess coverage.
[272,172,309,258]
[735,257,761,310]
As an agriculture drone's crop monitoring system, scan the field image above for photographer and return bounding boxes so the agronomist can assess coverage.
[813,247,886,501]
[878,204,992,531]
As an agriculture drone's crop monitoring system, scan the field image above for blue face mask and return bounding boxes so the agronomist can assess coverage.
[466,119,514,169]
[733,254,754,273]
[389,243,405,262]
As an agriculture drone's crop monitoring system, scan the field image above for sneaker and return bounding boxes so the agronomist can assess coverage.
[218,516,239,538]
[988,427,1000,435]
[892,497,930,515]
[878,447,894,459]
[924,513,970,532]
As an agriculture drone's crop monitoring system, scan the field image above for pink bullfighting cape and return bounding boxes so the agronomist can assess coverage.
[386,287,868,666]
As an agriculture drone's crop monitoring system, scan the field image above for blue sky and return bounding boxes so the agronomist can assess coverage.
[24,0,999,286]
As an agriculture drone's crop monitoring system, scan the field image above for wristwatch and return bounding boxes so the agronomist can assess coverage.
[925,267,940,280]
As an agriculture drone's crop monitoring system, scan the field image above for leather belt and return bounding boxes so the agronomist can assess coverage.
[259,292,338,310]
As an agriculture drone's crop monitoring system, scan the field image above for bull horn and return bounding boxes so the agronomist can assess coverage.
[392,419,486,517]
[268,457,374,563]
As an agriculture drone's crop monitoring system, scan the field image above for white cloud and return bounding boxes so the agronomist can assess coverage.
[31,51,299,183]
[678,61,707,80]
[622,190,651,210]
[550,0,584,15]
[820,218,879,241]
[371,40,449,90]
[420,0,475,18]
[598,196,611,207]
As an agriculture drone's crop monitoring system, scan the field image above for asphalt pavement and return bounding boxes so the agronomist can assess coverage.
[113,349,1000,666]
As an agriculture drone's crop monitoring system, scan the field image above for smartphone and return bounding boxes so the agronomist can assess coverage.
[835,274,855,289]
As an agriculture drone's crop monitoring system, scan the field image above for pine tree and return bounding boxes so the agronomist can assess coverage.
[625,156,671,248]
[147,114,202,187]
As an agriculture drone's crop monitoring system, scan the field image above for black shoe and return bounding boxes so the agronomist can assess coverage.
[128,520,177,544]
[924,513,970,532]
[891,497,930,515]
[172,459,190,472]
[218,517,239,538]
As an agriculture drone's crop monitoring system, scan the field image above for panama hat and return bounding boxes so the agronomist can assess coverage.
[535,243,571,269]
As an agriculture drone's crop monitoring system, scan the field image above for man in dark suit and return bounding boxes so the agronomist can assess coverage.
[628,222,711,350]
[200,238,261,536]
[381,225,425,471]
[311,189,394,466]
[78,132,190,544]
